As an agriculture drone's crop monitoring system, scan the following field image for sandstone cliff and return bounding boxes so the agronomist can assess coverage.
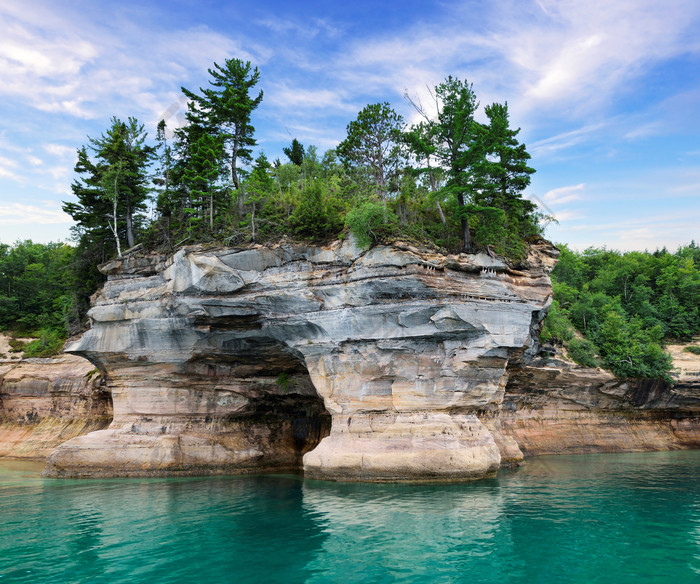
[0,354,111,459]
[40,238,556,480]
[502,353,700,455]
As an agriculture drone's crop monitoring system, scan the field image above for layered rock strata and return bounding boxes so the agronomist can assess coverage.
[43,239,557,480]
[501,355,700,455]
[0,355,112,459]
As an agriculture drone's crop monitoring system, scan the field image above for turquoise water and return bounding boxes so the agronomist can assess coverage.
[1,452,699,583]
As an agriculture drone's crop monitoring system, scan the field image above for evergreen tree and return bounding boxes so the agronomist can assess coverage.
[243,153,276,241]
[475,103,535,210]
[406,77,482,251]
[63,117,154,254]
[181,58,263,190]
[337,102,406,201]
[470,102,538,256]
[182,131,225,233]
[283,138,305,166]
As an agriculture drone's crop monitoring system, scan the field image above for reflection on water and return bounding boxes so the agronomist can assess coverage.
[0,452,698,583]
[301,479,516,583]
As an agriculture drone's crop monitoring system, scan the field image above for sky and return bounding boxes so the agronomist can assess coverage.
[0,0,699,251]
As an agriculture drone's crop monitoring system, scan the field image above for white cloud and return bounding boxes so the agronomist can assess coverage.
[265,82,356,113]
[497,0,700,115]
[43,144,76,158]
[529,124,605,157]
[0,202,72,225]
[552,209,583,222]
[543,183,585,205]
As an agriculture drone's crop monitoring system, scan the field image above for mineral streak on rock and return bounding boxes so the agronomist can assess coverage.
[41,237,558,480]
[0,355,112,459]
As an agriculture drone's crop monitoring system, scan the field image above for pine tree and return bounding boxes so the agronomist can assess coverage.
[181,58,263,190]
[337,102,406,201]
[283,138,305,166]
[63,117,154,254]
[406,77,482,251]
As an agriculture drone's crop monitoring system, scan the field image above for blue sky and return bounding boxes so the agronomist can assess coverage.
[1,0,699,251]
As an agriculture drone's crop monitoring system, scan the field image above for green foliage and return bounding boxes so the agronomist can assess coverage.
[345,201,396,248]
[290,180,343,239]
[540,300,575,345]
[64,117,155,255]
[684,346,700,355]
[22,328,66,358]
[8,338,25,353]
[405,78,543,255]
[596,313,671,379]
[0,241,78,337]
[276,372,290,392]
[547,243,700,379]
[337,102,406,201]
[566,337,600,369]
[182,130,226,233]
[283,139,305,166]
[182,58,263,190]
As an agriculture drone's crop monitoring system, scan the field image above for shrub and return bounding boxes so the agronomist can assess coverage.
[345,201,396,247]
[22,328,65,358]
[684,346,700,355]
[565,337,600,368]
[540,301,575,345]
[8,339,25,353]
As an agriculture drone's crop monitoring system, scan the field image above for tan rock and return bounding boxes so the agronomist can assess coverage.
[0,354,111,459]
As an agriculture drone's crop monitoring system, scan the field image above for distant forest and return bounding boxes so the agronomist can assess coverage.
[541,243,700,380]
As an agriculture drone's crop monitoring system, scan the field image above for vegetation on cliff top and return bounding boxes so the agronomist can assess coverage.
[61,57,547,287]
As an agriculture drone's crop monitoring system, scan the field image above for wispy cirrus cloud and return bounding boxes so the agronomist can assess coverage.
[543,184,585,205]
[0,202,72,224]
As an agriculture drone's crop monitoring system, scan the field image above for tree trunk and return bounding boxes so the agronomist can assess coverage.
[231,139,239,190]
[436,200,446,225]
[462,216,472,252]
[109,197,122,257]
[456,190,472,252]
[125,193,135,248]
[210,192,214,231]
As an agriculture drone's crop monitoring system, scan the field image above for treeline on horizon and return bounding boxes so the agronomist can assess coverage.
[541,243,700,380]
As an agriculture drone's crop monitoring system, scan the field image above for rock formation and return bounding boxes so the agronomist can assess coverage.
[0,354,111,459]
[42,238,557,480]
[501,353,700,455]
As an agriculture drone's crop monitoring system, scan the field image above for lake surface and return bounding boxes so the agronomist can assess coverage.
[1,451,699,583]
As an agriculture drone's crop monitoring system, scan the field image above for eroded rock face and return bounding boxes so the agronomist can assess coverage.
[43,238,557,480]
[501,356,700,455]
[0,355,112,459]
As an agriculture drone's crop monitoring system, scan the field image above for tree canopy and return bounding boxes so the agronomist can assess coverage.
[541,243,700,379]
